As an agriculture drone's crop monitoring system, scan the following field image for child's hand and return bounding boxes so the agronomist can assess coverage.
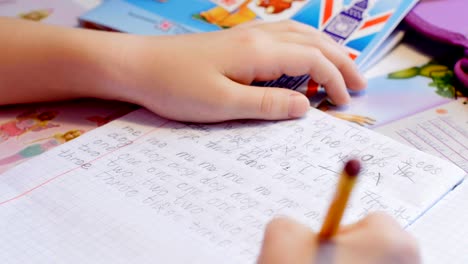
[0,18,365,122]
[257,213,420,264]
[103,20,366,122]
[258,213,420,264]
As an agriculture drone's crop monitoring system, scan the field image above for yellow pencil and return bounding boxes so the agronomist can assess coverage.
[319,159,361,239]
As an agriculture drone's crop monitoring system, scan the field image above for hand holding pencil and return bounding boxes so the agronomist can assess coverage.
[257,159,420,264]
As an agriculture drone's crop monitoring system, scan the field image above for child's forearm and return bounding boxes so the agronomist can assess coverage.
[0,17,139,105]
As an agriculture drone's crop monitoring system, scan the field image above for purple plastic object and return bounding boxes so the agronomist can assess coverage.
[405,0,468,88]
[455,57,468,88]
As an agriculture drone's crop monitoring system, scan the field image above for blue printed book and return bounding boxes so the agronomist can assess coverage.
[80,0,418,93]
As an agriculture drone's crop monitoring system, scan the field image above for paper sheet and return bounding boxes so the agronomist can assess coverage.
[376,99,468,173]
[410,180,468,264]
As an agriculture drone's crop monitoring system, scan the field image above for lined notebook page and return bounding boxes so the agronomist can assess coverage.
[410,180,468,264]
[0,108,464,263]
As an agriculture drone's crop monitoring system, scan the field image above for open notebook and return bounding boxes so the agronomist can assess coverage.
[0,108,465,263]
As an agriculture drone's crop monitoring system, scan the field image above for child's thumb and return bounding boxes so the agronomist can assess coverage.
[227,83,310,120]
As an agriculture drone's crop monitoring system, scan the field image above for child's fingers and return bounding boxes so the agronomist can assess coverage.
[275,32,366,90]
[258,217,316,264]
[267,43,350,105]
[225,82,310,120]
[235,42,350,105]
[254,20,347,54]
[248,20,366,90]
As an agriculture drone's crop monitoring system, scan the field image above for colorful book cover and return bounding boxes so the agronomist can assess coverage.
[79,0,417,93]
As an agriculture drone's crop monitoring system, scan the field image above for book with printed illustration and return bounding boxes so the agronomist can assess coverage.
[79,0,418,93]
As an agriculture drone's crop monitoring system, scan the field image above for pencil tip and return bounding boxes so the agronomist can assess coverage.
[345,159,361,177]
